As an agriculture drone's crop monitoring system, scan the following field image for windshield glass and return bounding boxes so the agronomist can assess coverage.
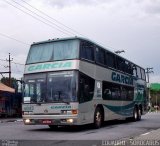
[24,74,46,103]
[26,39,79,64]
[24,71,78,103]
[47,71,77,102]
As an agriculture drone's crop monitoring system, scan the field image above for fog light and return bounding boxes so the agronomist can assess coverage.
[67,119,73,123]
[25,119,31,123]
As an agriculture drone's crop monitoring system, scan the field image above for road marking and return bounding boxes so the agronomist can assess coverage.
[141,132,150,136]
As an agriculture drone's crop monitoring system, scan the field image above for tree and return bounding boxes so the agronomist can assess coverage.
[0,77,18,89]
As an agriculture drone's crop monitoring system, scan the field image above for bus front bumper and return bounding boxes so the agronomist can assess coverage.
[23,115,79,125]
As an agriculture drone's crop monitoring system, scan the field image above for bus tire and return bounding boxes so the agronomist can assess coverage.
[137,107,142,121]
[132,106,138,121]
[93,107,103,129]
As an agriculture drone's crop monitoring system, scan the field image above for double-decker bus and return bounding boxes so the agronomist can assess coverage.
[22,37,148,129]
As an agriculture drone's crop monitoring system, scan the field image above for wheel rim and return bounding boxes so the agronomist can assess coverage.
[95,111,102,126]
[134,109,137,120]
[138,109,141,119]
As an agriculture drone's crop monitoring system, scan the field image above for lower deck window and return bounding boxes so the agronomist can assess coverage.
[103,82,134,101]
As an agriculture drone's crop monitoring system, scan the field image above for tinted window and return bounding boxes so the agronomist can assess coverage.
[47,71,78,102]
[103,82,121,100]
[124,61,133,75]
[112,86,121,100]
[133,65,137,77]
[127,87,134,100]
[27,40,79,64]
[95,47,105,65]
[141,68,146,80]
[103,82,134,101]
[137,67,141,79]
[79,73,95,103]
[128,63,134,75]
[121,87,127,100]
[80,41,94,61]
[121,86,134,100]
[24,74,46,103]
[116,57,125,72]
[105,52,116,68]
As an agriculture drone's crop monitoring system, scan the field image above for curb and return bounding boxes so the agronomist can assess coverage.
[0,118,23,123]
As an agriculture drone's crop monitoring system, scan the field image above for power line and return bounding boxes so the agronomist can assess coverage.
[3,0,73,36]
[13,64,24,74]
[11,0,76,36]
[0,59,7,62]
[0,58,25,66]
[2,0,118,54]
[20,0,84,36]
[0,64,6,68]
[0,32,29,45]
[12,61,25,66]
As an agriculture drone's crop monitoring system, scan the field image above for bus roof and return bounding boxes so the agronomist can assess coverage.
[31,36,145,69]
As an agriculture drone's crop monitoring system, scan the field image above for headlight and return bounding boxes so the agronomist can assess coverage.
[24,119,31,123]
[67,119,74,123]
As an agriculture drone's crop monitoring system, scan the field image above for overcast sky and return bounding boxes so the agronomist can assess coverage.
[0,0,159,83]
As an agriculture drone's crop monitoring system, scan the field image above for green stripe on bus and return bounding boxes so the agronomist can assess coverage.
[103,102,135,116]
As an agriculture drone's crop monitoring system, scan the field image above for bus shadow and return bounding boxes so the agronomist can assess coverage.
[30,118,145,133]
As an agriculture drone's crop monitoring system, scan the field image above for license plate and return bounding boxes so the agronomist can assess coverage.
[23,105,34,111]
[42,120,52,124]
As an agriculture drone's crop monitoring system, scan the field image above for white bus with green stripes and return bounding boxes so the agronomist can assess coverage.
[22,37,148,129]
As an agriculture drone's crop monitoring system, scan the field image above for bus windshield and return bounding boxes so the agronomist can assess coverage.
[24,76,46,103]
[26,39,79,64]
[47,71,77,103]
[24,71,78,103]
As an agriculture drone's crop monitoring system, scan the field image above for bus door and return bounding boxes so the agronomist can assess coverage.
[78,73,95,124]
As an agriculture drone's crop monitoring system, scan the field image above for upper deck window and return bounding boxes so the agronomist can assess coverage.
[80,41,95,62]
[26,40,79,64]
[116,56,125,72]
[95,47,105,65]
[141,68,146,80]
[105,52,116,69]
[136,66,141,79]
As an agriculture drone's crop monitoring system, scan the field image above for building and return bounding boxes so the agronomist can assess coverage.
[0,83,21,117]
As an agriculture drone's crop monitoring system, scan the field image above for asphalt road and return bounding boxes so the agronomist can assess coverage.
[0,112,160,146]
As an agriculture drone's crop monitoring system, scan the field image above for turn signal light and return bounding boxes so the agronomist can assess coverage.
[72,109,78,115]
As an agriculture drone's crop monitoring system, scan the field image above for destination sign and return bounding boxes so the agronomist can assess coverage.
[24,60,79,74]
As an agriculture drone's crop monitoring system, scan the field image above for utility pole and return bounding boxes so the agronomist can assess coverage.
[146,67,154,83]
[0,53,13,87]
[6,53,13,87]
[146,67,154,111]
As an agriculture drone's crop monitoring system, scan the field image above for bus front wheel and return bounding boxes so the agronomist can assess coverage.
[93,107,103,129]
